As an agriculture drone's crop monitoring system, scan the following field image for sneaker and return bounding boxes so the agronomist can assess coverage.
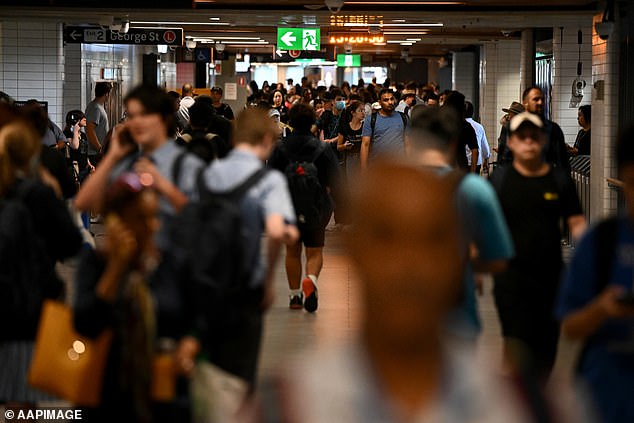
[289,294,303,310]
[302,278,318,313]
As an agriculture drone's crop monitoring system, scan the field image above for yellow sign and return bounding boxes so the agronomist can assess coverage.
[329,35,385,44]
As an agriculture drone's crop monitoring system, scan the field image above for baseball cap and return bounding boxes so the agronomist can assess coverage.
[372,102,381,110]
[502,101,525,115]
[268,108,280,118]
[509,112,544,133]
[211,86,223,94]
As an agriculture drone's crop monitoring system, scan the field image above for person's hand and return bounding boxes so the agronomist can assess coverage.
[174,336,200,377]
[133,157,167,191]
[595,285,634,319]
[104,214,137,268]
[284,224,300,245]
[73,124,81,135]
[108,123,136,160]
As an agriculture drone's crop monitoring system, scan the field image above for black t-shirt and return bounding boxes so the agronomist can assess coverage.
[63,128,89,170]
[456,119,479,171]
[574,128,591,156]
[490,165,582,274]
[213,103,234,120]
[338,121,363,154]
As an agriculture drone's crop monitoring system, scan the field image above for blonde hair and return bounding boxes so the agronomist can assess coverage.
[232,107,280,146]
[0,120,41,196]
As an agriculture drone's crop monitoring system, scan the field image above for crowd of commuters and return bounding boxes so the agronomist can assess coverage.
[0,71,631,423]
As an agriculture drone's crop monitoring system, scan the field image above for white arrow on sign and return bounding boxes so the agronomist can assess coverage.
[69,30,81,41]
[276,49,287,57]
[280,32,296,47]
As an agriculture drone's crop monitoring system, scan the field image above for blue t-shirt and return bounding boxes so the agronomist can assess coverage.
[454,174,515,334]
[556,218,634,423]
[361,112,405,159]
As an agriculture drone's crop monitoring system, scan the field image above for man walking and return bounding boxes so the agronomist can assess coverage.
[465,101,491,175]
[210,86,234,121]
[360,88,407,169]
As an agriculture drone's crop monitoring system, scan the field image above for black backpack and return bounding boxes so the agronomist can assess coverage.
[281,142,327,228]
[177,131,220,164]
[169,168,268,336]
[0,180,61,341]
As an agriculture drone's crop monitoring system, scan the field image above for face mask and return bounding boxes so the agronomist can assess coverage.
[335,101,346,110]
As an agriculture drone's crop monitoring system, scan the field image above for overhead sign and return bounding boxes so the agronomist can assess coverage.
[337,54,361,67]
[64,26,183,46]
[277,28,320,51]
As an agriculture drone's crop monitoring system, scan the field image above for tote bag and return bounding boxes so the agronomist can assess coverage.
[27,300,113,406]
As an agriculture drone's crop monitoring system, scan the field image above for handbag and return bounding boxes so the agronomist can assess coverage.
[27,299,113,407]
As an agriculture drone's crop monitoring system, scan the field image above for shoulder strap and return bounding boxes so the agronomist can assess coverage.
[228,168,269,200]
[172,151,187,185]
[595,217,619,293]
[370,112,378,139]
[310,142,327,162]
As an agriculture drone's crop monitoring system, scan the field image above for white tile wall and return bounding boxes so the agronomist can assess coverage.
[589,12,620,220]
[479,40,521,158]
[0,20,65,127]
[551,23,593,145]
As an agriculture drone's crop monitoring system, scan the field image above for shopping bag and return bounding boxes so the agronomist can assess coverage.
[27,300,113,406]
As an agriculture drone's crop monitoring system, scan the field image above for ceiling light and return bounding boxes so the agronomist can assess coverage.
[346,1,464,4]
[384,31,430,35]
[209,17,221,21]
[406,38,421,41]
[400,42,414,45]
[393,19,406,22]
[130,21,230,26]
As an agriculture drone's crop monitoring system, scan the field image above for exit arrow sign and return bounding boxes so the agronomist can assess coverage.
[277,27,320,51]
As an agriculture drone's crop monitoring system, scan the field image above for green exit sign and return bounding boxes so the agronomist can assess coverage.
[337,54,361,67]
[277,28,320,51]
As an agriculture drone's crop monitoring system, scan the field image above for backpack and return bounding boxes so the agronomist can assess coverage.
[0,180,61,341]
[370,111,408,139]
[178,131,220,164]
[281,141,328,228]
[168,168,268,337]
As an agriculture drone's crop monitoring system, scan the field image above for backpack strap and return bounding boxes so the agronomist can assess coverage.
[594,216,619,293]
[370,111,407,139]
[172,151,187,186]
[227,168,269,200]
[370,112,378,139]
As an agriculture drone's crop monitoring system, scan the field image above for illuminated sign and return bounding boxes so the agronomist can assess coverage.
[329,35,384,44]
[329,15,384,27]
[337,54,361,67]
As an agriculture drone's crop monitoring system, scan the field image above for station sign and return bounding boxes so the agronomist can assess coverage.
[277,28,320,51]
[64,26,183,46]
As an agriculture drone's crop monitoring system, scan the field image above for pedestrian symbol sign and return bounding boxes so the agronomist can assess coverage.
[277,28,320,51]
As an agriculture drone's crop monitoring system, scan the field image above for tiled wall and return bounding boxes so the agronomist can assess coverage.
[551,23,593,145]
[590,12,620,220]
[0,20,65,127]
[452,51,476,103]
[480,40,522,156]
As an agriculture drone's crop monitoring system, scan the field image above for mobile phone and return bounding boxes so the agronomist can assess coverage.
[116,125,135,147]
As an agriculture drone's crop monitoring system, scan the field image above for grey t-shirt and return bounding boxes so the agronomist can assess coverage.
[85,100,109,155]
[110,140,204,251]
[203,149,295,288]
[361,112,406,159]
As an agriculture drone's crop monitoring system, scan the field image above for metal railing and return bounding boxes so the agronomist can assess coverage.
[565,155,591,247]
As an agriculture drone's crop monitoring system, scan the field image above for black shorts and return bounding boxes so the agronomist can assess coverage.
[298,221,326,248]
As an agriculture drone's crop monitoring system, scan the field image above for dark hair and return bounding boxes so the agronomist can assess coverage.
[342,100,363,125]
[425,92,439,102]
[579,105,591,124]
[187,101,213,130]
[124,85,177,137]
[95,81,112,98]
[378,88,394,99]
[65,109,85,127]
[443,91,466,118]
[522,85,542,102]
[288,103,315,133]
[194,95,214,109]
[465,101,474,119]
[616,124,634,174]
[407,106,461,153]
[211,86,223,95]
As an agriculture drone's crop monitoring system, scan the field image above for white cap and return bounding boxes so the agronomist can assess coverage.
[509,112,544,133]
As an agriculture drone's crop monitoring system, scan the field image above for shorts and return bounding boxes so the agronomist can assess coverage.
[298,221,327,248]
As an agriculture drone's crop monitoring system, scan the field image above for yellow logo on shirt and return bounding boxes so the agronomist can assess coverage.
[544,192,559,201]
